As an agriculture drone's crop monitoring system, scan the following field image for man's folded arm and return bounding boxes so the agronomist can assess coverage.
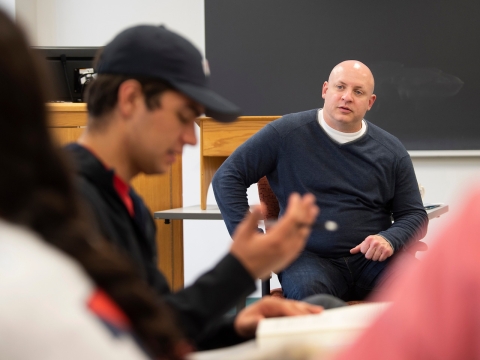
[212,124,281,236]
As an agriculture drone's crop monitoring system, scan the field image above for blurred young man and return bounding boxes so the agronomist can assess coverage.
[65,25,324,350]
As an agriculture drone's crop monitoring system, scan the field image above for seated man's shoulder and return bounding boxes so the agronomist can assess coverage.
[270,109,319,135]
[366,121,409,158]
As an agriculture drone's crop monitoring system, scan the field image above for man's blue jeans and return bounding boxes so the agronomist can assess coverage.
[278,250,398,301]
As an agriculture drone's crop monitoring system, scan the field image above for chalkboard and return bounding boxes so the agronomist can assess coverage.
[205,0,480,150]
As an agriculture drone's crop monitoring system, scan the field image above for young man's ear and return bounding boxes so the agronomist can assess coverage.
[117,79,143,118]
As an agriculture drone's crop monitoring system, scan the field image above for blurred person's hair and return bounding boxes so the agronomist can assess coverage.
[0,10,184,360]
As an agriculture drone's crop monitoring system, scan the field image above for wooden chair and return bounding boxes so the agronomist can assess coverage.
[257,176,428,299]
[257,176,282,296]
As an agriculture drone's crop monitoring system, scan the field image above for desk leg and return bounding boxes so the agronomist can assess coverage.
[156,219,184,292]
[261,279,271,297]
[201,156,227,210]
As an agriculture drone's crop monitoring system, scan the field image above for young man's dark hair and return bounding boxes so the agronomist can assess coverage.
[86,74,173,121]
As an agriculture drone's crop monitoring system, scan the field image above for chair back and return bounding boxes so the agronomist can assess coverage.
[257,176,280,231]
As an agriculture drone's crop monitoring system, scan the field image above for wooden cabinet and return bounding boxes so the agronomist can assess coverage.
[47,103,184,290]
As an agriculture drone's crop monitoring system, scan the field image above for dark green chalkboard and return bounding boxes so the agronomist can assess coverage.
[205,0,480,150]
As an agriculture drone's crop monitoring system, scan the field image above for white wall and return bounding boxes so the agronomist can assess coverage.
[411,156,480,250]
[0,0,15,18]
[17,0,204,50]
[14,0,480,297]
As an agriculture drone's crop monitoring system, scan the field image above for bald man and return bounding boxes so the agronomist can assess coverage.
[213,60,428,302]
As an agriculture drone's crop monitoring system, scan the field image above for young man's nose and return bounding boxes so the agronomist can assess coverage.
[182,124,197,146]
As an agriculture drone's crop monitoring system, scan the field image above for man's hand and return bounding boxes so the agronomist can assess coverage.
[350,235,393,261]
[234,296,323,338]
[230,193,319,279]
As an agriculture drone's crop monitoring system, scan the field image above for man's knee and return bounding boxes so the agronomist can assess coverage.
[280,274,337,300]
[302,294,347,309]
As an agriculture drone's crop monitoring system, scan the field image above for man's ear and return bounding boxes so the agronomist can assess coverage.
[321,81,328,99]
[117,79,143,118]
[367,94,377,110]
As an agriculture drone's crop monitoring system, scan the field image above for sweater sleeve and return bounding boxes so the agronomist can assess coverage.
[212,123,281,236]
[163,253,256,347]
[67,145,256,349]
[194,314,254,351]
[378,155,429,251]
[79,178,256,346]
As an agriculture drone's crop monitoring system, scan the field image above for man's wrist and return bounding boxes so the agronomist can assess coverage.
[376,234,394,253]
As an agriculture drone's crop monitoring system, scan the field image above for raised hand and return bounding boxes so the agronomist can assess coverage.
[230,193,319,279]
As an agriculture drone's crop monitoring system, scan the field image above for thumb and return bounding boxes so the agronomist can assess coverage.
[232,205,264,241]
[245,205,264,228]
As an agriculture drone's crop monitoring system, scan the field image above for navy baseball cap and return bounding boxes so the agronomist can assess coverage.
[96,25,241,122]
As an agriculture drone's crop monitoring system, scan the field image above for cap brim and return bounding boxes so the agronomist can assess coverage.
[171,82,241,123]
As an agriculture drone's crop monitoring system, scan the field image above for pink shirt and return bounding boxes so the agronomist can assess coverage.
[334,186,480,360]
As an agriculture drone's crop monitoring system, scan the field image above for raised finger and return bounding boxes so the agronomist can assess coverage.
[286,193,318,224]
[232,206,264,239]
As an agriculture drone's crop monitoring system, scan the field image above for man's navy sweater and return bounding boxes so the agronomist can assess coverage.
[213,109,428,257]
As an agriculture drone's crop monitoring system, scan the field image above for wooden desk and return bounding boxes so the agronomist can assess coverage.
[47,103,184,290]
[197,116,280,210]
[154,204,449,222]
[155,205,223,221]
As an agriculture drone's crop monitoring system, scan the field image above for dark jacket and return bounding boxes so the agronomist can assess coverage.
[65,143,256,350]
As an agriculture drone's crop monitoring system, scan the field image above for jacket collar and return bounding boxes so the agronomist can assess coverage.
[64,143,116,191]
